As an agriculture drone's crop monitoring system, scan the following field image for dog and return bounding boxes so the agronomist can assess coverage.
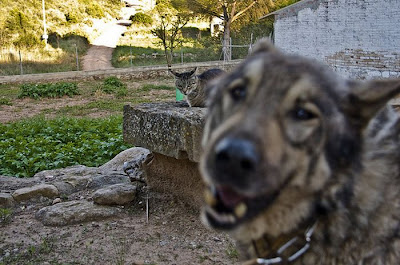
[200,39,400,264]
[169,67,225,107]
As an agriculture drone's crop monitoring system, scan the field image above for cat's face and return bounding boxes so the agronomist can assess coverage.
[170,68,198,94]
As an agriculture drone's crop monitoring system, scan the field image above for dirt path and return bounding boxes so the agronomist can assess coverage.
[82,17,132,71]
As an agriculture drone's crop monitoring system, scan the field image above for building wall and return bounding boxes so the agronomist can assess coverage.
[273,0,400,79]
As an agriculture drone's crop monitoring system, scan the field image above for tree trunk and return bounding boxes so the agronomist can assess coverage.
[223,20,231,61]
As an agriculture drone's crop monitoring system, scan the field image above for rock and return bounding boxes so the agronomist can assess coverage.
[123,102,206,162]
[0,175,41,192]
[52,198,62,205]
[0,193,15,208]
[99,147,151,172]
[86,173,130,190]
[35,200,122,226]
[52,181,76,196]
[12,184,59,202]
[93,183,137,205]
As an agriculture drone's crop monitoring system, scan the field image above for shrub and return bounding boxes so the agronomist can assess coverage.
[18,82,79,99]
[86,3,105,18]
[100,76,127,96]
[129,12,153,26]
[0,116,131,177]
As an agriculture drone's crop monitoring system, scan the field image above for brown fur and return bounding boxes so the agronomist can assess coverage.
[200,39,400,264]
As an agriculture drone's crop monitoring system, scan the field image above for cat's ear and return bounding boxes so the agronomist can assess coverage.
[169,69,180,77]
[189,67,197,76]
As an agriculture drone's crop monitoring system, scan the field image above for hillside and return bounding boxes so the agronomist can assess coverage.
[0,0,123,47]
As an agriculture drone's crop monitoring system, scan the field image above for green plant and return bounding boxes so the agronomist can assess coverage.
[0,97,12,106]
[18,82,79,99]
[100,76,127,96]
[0,115,131,177]
[0,208,13,224]
[226,242,239,260]
[129,12,153,26]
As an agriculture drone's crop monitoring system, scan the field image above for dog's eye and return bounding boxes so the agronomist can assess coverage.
[230,85,246,101]
[291,107,316,120]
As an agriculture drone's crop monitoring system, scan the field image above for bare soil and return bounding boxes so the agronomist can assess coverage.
[1,193,237,265]
[0,80,239,264]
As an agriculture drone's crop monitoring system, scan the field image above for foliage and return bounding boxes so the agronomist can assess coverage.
[86,3,105,19]
[151,0,193,66]
[0,0,122,53]
[184,0,300,60]
[129,12,153,26]
[18,82,80,99]
[100,76,127,97]
[0,116,131,178]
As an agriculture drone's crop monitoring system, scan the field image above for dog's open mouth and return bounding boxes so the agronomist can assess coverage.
[204,185,278,230]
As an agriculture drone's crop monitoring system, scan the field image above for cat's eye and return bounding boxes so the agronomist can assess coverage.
[290,107,316,120]
[230,85,247,101]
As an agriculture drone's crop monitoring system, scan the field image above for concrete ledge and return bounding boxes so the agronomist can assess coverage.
[123,101,207,207]
[123,102,206,162]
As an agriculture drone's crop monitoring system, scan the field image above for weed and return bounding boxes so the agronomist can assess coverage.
[0,208,13,224]
[0,97,12,106]
[140,84,175,92]
[226,242,239,260]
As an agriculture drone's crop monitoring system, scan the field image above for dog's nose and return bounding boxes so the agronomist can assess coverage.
[214,137,259,178]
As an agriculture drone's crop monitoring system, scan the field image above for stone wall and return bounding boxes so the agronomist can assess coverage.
[273,0,400,80]
[0,60,241,85]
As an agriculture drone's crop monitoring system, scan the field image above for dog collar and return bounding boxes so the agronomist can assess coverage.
[243,222,318,265]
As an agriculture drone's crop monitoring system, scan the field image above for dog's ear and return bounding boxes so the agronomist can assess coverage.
[342,79,400,126]
[251,38,279,55]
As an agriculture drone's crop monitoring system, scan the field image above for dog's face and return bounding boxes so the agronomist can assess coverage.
[200,40,400,241]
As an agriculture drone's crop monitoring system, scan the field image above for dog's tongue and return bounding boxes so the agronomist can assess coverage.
[217,186,245,208]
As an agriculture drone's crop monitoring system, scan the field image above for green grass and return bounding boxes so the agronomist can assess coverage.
[0,115,131,177]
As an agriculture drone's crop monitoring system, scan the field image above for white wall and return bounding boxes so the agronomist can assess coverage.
[274,0,400,79]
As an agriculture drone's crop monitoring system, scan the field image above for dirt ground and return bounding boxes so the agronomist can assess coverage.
[1,192,237,265]
[0,80,239,264]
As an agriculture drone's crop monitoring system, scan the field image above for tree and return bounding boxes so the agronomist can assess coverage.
[151,0,191,67]
[186,0,299,61]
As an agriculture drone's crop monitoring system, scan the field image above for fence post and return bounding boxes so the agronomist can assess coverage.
[19,50,23,75]
[181,48,183,64]
[130,44,133,67]
[75,44,79,71]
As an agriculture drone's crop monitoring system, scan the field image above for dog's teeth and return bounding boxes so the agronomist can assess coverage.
[204,189,217,206]
[234,202,247,218]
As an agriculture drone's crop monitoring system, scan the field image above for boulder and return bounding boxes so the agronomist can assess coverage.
[99,147,150,172]
[12,184,59,202]
[35,200,122,226]
[123,102,206,162]
[93,183,137,205]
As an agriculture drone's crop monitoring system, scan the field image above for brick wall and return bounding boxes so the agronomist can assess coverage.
[273,0,400,80]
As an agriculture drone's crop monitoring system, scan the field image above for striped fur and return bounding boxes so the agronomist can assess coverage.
[170,68,225,107]
[200,39,400,264]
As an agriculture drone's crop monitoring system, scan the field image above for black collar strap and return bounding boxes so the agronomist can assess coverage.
[242,222,318,265]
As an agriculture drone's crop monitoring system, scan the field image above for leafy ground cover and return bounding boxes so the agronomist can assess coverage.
[18,82,80,99]
[0,77,176,177]
[0,115,130,177]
